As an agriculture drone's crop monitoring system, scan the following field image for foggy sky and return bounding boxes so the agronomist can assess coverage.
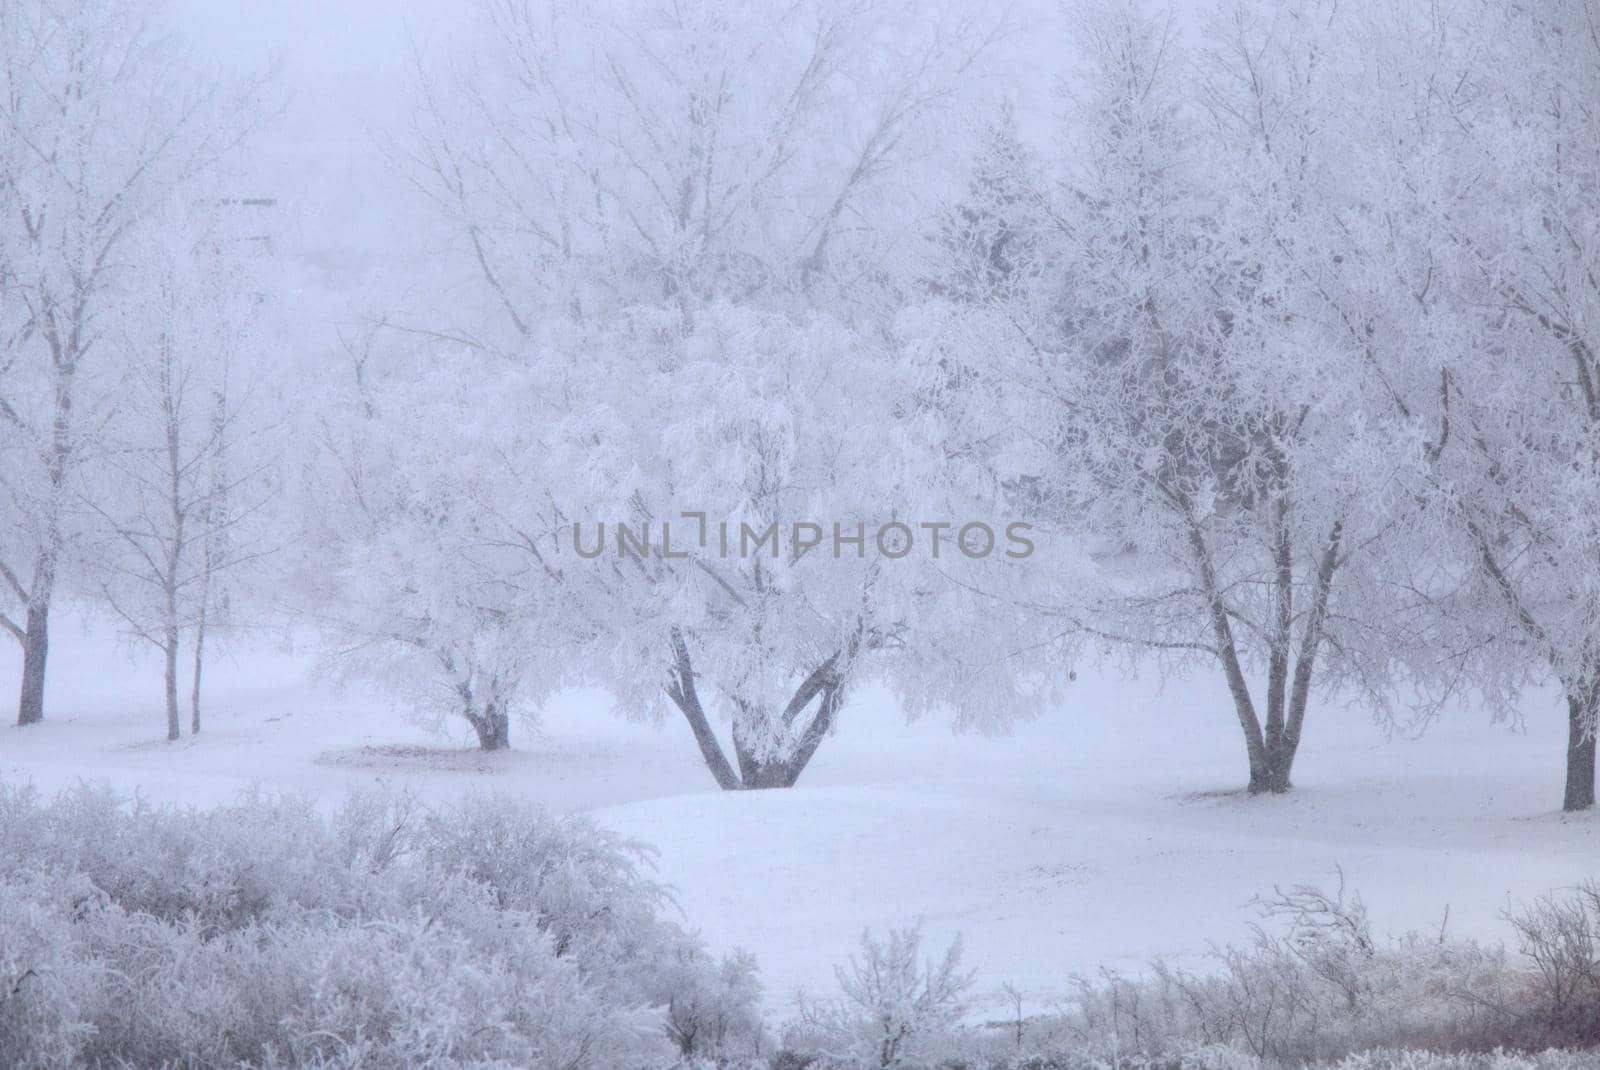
[164,0,1108,288]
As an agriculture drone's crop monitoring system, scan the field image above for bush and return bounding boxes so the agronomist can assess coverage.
[937,878,1600,1070]
[1330,1054,1600,1070]
[0,784,764,1068]
[9,786,1600,1070]
[971,877,1530,1067]
[784,924,975,1069]
[1503,884,1600,1048]
[775,879,1600,1070]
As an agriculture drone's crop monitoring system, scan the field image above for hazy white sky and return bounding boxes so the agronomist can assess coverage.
[172,0,457,133]
[169,0,469,276]
[161,0,1092,285]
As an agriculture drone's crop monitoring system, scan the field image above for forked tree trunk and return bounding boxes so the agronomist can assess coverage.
[1564,690,1597,812]
[1260,527,1340,793]
[731,682,844,789]
[733,737,798,790]
[16,601,49,727]
[1259,717,1304,794]
[1188,507,1342,797]
[665,629,848,790]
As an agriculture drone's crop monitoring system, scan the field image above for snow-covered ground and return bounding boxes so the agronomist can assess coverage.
[4,610,1596,1017]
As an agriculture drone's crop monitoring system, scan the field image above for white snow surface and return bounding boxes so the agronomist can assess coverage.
[3,610,1596,1016]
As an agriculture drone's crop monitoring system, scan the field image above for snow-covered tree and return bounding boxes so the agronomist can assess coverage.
[1374,0,1600,811]
[86,199,281,741]
[0,0,265,727]
[916,0,1427,795]
[335,0,1026,779]
[305,332,581,751]
[790,925,973,1069]
[546,306,960,788]
[927,101,1048,305]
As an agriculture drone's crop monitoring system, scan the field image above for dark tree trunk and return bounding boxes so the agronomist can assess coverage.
[773,681,843,788]
[730,654,847,790]
[666,629,849,790]
[16,602,49,727]
[444,662,511,752]
[1261,732,1297,795]
[731,718,776,788]
[468,702,511,751]
[666,630,741,790]
[1564,691,1596,812]
[733,748,796,789]
[190,616,205,736]
[1247,520,1341,797]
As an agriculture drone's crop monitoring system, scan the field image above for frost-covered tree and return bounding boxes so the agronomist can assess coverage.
[545,305,1016,789]
[1374,0,1600,811]
[343,0,1024,780]
[917,0,1424,795]
[0,0,265,727]
[86,200,280,741]
[396,0,1006,333]
[790,925,973,1069]
[304,330,580,751]
[928,101,1048,305]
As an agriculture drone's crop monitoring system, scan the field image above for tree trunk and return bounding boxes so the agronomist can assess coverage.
[728,675,843,790]
[666,630,848,790]
[1261,734,1295,794]
[1261,694,1313,793]
[1205,589,1271,793]
[727,745,811,790]
[163,628,180,742]
[190,612,205,736]
[468,702,510,751]
[665,630,742,790]
[18,316,78,729]
[193,370,226,738]
[1564,691,1596,812]
[731,716,775,788]
[1262,480,1294,788]
[164,374,185,743]
[1182,513,1274,793]
[729,720,805,789]
[16,602,49,727]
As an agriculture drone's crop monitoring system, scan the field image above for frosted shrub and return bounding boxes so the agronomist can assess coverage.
[1000,880,1599,1067]
[0,874,103,1070]
[788,924,975,1069]
[1332,1054,1600,1070]
[0,784,371,928]
[0,784,762,1068]
[659,943,765,1064]
[42,896,657,1068]
[1032,923,1513,1063]
[1503,883,1600,1047]
[407,795,772,1060]
[972,1051,1600,1070]
[413,794,669,967]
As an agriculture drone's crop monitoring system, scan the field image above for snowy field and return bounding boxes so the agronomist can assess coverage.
[5,611,1594,1018]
